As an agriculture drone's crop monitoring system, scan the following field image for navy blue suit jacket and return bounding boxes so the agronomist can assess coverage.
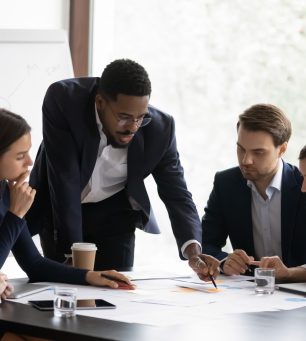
[27,77,201,255]
[202,162,306,267]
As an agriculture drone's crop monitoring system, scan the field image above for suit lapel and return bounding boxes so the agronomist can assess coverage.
[281,162,300,263]
[127,131,150,217]
[80,88,100,190]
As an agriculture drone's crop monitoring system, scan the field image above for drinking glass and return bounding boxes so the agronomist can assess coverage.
[54,287,77,317]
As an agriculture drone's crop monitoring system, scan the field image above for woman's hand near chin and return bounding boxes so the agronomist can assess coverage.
[8,171,36,218]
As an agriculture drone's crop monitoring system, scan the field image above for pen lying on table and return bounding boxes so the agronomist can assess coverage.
[100,273,135,289]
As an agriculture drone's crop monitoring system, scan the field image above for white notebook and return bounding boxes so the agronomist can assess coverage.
[7,278,51,299]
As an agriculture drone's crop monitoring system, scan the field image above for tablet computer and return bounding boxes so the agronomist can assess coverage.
[8,278,51,299]
[277,282,306,296]
[28,299,116,310]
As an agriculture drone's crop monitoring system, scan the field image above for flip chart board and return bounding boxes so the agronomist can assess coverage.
[0,29,74,158]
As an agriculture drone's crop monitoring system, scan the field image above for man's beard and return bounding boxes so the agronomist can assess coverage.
[240,167,259,181]
[108,130,135,149]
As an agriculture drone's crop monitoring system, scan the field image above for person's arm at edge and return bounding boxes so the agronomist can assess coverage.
[283,266,306,282]
[255,256,306,283]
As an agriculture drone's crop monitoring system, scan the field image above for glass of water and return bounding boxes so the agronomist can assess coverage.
[254,268,275,294]
[54,287,77,317]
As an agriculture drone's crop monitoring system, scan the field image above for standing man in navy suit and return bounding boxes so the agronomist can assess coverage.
[27,59,219,278]
[202,104,306,275]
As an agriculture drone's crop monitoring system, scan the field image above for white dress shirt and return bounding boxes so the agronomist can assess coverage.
[81,109,128,203]
[247,160,283,260]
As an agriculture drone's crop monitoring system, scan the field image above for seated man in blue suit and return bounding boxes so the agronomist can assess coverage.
[254,145,306,282]
[27,59,219,279]
[202,104,306,275]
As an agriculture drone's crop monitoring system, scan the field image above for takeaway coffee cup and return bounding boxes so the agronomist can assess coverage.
[71,243,97,270]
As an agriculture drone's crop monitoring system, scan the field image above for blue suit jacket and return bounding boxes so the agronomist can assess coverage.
[202,162,306,267]
[27,77,201,255]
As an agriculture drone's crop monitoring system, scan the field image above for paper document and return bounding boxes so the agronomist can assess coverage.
[121,270,192,281]
[174,274,254,285]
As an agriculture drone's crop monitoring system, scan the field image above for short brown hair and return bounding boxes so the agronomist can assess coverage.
[237,104,292,147]
[298,145,306,160]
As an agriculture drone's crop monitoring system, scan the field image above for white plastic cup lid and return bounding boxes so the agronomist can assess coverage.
[71,242,97,251]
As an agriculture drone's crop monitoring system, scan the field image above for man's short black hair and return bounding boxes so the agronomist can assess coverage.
[98,59,151,100]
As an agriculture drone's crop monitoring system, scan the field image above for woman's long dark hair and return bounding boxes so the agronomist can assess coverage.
[0,108,31,157]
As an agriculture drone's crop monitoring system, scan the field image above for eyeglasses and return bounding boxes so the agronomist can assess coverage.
[105,101,152,128]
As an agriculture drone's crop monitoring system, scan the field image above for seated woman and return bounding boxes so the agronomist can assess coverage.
[0,108,134,340]
[253,145,306,282]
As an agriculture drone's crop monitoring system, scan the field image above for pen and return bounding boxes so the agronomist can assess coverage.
[209,274,218,289]
[246,264,258,273]
[202,259,218,289]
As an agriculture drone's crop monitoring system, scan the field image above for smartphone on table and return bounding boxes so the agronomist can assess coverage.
[28,298,116,310]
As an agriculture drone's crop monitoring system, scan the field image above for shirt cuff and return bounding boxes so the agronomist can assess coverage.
[219,257,228,273]
[181,240,202,259]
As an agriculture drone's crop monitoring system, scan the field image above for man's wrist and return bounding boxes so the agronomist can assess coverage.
[219,258,227,273]
[183,243,201,259]
[285,266,306,282]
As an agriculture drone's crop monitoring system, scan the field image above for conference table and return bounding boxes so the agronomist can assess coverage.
[1,299,306,341]
[1,271,306,341]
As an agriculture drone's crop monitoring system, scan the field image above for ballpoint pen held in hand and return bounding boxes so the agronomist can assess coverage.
[197,258,218,289]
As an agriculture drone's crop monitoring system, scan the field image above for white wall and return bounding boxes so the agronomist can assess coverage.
[0,0,71,159]
[0,0,69,30]
[0,0,70,274]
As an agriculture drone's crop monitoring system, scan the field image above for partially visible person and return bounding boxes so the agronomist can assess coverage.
[254,145,306,282]
[299,145,306,191]
[0,108,134,285]
[0,108,134,339]
[0,275,51,341]
[202,104,306,275]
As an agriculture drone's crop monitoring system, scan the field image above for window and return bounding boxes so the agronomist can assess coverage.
[92,0,306,267]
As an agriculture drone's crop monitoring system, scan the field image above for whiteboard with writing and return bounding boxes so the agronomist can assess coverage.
[0,29,74,158]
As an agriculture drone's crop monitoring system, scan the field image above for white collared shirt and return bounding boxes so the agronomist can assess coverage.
[81,107,128,203]
[247,160,283,260]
